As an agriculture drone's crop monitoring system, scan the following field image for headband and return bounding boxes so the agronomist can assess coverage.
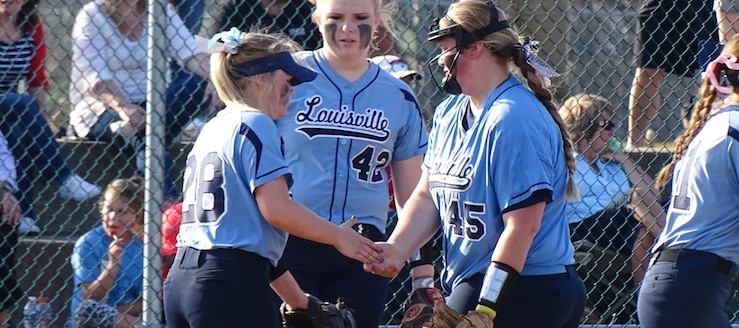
[702,54,739,94]
[232,51,317,86]
[428,4,509,49]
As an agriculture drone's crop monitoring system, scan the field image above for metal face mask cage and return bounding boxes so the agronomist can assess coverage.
[425,5,510,94]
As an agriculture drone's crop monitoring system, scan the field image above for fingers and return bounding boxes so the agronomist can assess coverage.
[2,194,21,226]
[8,205,20,226]
[339,216,358,228]
[360,239,383,264]
[364,262,399,278]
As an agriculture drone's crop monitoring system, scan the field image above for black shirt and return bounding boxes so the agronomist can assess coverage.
[217,1,322,51]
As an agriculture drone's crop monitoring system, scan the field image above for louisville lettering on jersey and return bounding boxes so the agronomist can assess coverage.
[428,156,473,191]
[295,95,390,142]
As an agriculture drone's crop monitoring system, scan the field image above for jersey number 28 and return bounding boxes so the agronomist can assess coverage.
[181,152,225,224]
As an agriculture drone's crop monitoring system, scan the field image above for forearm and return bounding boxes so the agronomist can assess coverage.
[91,80,133,111]
[270,271,309,310]
[476,203,543,317]
[116,298,142,317]
[388,189,441,260]
[183,53,210,80]
[263,200,348,247]
[82,264,120,300]
[618,156,653,190]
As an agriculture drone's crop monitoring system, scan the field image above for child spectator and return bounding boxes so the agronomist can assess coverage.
[70,177,145,328]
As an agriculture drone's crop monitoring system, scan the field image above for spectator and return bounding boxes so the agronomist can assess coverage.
[215,0,321,51]
[559,94,664,284]
[70,177,145,328]
[0,0,101,235]
[274,0,429,326]
[715,0,739,43]
[370,55,420,85]
[628,0,718,147]
[0,130,24,328]
[68,0,219,199]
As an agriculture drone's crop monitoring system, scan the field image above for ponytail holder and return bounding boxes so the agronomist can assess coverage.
[521,36,559,79]
[702,54,739,94]
[207,27,246,54]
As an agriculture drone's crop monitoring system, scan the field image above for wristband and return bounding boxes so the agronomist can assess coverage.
[411,276,434,290]
[475,303,497,319]
[478,261,519,313]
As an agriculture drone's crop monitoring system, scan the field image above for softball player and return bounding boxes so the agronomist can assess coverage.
[366,1,586,327]
[274,0,428,326]
[638,35,739,328]
[163,30,381,328]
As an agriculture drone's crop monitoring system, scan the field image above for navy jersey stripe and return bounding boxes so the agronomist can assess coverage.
[728,126,739,142]
[503,189,553,214]
[239,123,263,175]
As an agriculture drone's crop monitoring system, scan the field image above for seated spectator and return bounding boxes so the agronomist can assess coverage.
[559,94,665,284]
[0,130,24,328]
[0,0,100,235]
[69,177,145,328]
[68,0,219,199]
[215,0,321,51]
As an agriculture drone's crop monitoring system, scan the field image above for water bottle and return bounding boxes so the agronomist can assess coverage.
[22,296,52,328]
[22,296,40,328]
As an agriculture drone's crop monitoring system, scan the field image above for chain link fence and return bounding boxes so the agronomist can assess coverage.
[2,0,738,327]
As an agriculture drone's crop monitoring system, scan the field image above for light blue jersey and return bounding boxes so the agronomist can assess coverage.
[567,154,631,223]
[425,75,574,292]
[655,105,739,265]
[275,50,428,232]
[177,107,291,265]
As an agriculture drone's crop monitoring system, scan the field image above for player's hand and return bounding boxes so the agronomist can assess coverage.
[204,81,225,113]
[600,151,626,163]
[335,216,383,264]
[1,192,21,226]
[107,227,127,264]
[363,242,404,278]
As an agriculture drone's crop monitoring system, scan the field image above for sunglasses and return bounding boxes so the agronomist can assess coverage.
[599,120,615,131]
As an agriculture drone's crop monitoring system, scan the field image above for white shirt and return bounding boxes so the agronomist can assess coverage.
[69,0,202,137]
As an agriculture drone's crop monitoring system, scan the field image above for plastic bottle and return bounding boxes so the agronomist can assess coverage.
[36,297,52,328]
[22,296,40,328]
[22,296,52,328]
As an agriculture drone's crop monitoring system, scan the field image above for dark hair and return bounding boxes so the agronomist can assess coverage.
[17,0,41,33]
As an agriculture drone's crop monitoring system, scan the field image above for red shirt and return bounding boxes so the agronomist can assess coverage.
[161,202,182,281]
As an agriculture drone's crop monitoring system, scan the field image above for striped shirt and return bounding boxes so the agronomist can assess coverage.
[0,34,34,93]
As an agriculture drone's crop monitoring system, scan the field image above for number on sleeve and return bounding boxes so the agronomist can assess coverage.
[181,152,226,224]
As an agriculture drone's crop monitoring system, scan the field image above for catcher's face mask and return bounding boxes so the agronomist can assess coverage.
[426,5,510,95]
